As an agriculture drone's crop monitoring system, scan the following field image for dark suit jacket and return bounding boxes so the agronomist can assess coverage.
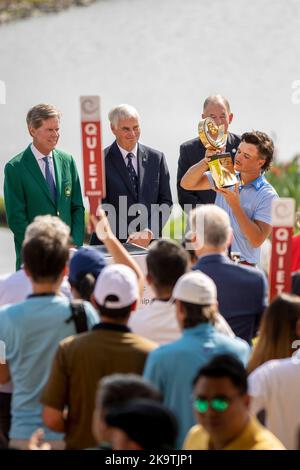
[194,254,268,343]
[177,132,241,210]
[4,145,85,269]
[90,141,172,244]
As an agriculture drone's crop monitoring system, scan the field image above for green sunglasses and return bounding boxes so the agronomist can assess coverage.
[194,397,230,413]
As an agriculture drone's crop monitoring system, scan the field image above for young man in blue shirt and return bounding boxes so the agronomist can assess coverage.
[0,216,98,449]
[181,131,278,265]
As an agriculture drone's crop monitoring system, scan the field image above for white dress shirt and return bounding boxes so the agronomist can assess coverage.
[31,143,56,185]
[117,143,138,173]
[116,142,153,236]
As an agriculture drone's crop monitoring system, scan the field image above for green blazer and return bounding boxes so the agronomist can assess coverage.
[4,145,85,269]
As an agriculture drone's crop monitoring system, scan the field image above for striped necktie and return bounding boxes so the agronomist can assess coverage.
[126,152,138,198]
[42,156,57,202]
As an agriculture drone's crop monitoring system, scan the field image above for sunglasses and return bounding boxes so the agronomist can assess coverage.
[194,397,231,413]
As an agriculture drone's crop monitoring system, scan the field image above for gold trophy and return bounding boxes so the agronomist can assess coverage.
[198,117,237,189]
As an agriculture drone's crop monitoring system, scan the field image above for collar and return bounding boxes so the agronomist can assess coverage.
[183,322,214,336]
[151,297,172,303]
[117,143,138,161]
[194,253,231,266]
[31,143,53,160]
[210,417,260,450]
[92,322,131,333]
[27,293,57,298]
[193,417,263,450]
[237,173,266,192]
[198,252,226,260]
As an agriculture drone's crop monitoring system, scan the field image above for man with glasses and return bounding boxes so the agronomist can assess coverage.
[90,104,172,248]
[183,354,285,450]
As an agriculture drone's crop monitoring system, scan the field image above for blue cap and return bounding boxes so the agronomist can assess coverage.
[69,247,106,284]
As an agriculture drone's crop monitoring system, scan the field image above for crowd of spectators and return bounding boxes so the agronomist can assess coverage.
[0,206,300,451]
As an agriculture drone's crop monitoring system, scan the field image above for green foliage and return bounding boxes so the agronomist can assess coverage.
[0,197,7,227]
[162,210,186,241]
[267,156,300,211]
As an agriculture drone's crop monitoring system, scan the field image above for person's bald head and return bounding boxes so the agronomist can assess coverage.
[203,95,231,114]
[202,95,233,133]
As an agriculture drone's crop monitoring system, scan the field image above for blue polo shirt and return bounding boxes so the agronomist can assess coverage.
[143,323,250,448]
[0,295,98,440]
[206,173,278,264]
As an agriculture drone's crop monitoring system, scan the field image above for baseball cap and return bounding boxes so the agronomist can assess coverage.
[93,264,138,308]
[105,399,177,449]
[172,271,217,305]
[68,247,106,284]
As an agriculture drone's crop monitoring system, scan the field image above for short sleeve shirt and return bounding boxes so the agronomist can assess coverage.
[206,173,278,264]
[0,295,98,440]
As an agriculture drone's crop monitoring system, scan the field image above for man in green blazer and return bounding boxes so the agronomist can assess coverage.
[4,103,85,269]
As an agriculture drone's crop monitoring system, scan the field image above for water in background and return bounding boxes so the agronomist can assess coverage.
[0,0,300,271]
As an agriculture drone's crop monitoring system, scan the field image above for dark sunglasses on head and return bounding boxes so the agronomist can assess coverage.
[194,397,231,413]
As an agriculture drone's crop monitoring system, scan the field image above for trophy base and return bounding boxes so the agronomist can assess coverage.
[208,152,237,189]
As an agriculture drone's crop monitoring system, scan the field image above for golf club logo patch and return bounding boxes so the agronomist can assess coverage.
[65,186,71,197]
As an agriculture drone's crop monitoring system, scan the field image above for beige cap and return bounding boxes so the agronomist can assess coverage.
[172,271,217,305]
[94,264,138,308]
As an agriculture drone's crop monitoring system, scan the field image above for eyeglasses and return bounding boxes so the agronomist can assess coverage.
[194,397,231,413]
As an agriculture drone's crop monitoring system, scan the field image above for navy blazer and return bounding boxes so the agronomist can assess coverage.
[90,141,173,244]
[177,132,241,210]
[194,254,268,343]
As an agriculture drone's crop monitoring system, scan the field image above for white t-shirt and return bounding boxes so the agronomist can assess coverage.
[129,300,234,345]
[248,357,300,449]
[0,269,71,306]
[129,300,180,345]
[0,269,32,306]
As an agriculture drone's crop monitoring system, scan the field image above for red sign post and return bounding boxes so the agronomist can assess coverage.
[269,198,295,300]
[80,96,106,217]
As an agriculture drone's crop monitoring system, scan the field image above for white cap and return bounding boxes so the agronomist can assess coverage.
[172,271,217,305]
[93,264,138,308]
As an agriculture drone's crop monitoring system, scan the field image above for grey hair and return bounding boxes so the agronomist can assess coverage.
[26,103,61,129]
[203,95,231,114]
[108,104,140,128]
[24,215,70,245]
[95,374,161,412]
[190,204,231,248]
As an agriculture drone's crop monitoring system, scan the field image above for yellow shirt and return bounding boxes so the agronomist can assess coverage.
[183,417,285,450]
